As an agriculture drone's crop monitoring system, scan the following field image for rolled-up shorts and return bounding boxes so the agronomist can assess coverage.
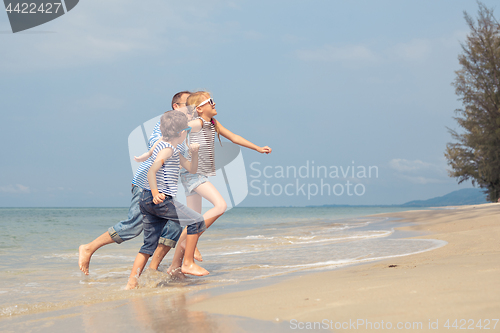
[107,184,182,248]
[138,189,206,256]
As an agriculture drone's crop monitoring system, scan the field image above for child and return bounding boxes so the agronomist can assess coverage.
[135,108,204,271]
[78,91,191,276]
[164,91,272,275]
[126,111,208,290]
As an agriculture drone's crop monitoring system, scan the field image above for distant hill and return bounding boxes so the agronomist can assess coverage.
[402,188,488,207]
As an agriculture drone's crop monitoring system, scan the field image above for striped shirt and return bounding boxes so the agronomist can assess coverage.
[148,120,162,149]
[132,142,180,196]
[190,117,216,176]
[149,120,188,157]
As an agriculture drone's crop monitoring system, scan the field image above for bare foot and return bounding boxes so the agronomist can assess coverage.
[181,263,209,276]
[78,244,92,275]
[167,267,186,280]
[125,278,138,290]
[194,247,203,262]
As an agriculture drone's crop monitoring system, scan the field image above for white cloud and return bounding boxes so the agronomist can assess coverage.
[296,31,464,66]
[390,39,431,62]
[389,158,436,173]
[296,44,379,64]
[396,174,444,185]
[282,34,304,44]
[0,0,225,72]
[389,158,450,185]
[47,187,65,191]
[0,25,155,72]
[242,29,265,41]
[442,29,469,49]
[0,184,30,193]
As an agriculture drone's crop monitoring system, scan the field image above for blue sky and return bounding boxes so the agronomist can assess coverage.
[0,0,496,207]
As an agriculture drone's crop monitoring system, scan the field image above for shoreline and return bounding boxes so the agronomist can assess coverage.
[187,203,500,330]
[1,204,498,332]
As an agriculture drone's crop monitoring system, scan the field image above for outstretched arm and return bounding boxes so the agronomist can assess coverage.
[188,118,204,133]
[217,121,272,154]
[148,120,162,149]
[134,140,161,162]
[147,147,173,204]
[180,143,200,173]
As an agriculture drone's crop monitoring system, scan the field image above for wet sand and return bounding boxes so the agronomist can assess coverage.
[0,292,295,333]
[2,204,498,332]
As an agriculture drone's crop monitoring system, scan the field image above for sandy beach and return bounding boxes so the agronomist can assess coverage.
[188,203,500,331]
[2,204,498,332]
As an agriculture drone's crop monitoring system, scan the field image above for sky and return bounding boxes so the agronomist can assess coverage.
[0,0,497,207]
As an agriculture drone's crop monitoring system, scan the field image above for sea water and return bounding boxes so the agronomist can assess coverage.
[0,206,445,318]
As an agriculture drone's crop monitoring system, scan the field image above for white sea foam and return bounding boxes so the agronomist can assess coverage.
[312,239,448,271]
[236,239,448,281]
[43,253,78,259]
[285,231,393,245]
[271,257,361,270]
[227,235,271,240]
[215,251,249,256]
[44,253,134,261]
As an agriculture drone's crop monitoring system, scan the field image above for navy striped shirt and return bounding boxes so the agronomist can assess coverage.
[132,141,180,196]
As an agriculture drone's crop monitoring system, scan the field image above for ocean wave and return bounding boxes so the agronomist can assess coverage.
[44,253,135,261]
[310,239,448,271]
[226,235,271,240]
[204,230,395,257]
[284,230,393,245]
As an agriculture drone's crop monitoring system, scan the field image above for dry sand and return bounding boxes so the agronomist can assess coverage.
[188,203,500,331]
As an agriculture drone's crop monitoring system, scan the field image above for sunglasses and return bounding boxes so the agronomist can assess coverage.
[197,98,215,108]
[178,126,191,134]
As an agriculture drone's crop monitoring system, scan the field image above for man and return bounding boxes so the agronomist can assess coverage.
[78,91,192,275]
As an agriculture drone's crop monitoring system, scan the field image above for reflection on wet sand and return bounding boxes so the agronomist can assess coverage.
[127,293,227,333]
[2,290,287,333]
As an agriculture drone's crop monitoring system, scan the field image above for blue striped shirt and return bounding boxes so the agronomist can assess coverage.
[148,121,162,149]
[132,141,180,196]
[149,120,188,157]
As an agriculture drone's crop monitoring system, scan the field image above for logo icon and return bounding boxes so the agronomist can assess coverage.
[3,0,79,33]
[128,115,249,210]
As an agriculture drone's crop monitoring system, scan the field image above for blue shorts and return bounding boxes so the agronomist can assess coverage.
[139,190,206,256]
[107,185,182,248]
[180,172,209,196]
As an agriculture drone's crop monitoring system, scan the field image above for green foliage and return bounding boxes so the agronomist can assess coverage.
[445,2,500,202]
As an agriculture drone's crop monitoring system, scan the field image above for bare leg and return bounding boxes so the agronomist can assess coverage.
[167,183,226,274]
[186,192,202,213]
[167,232,186,277]
[125,253,150,290]
[194,247,203,262]
[187,193,203,262]
[192,182,227,229]
[148,244,172,270]
[79,232,114,275]
[181,232,209,276]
